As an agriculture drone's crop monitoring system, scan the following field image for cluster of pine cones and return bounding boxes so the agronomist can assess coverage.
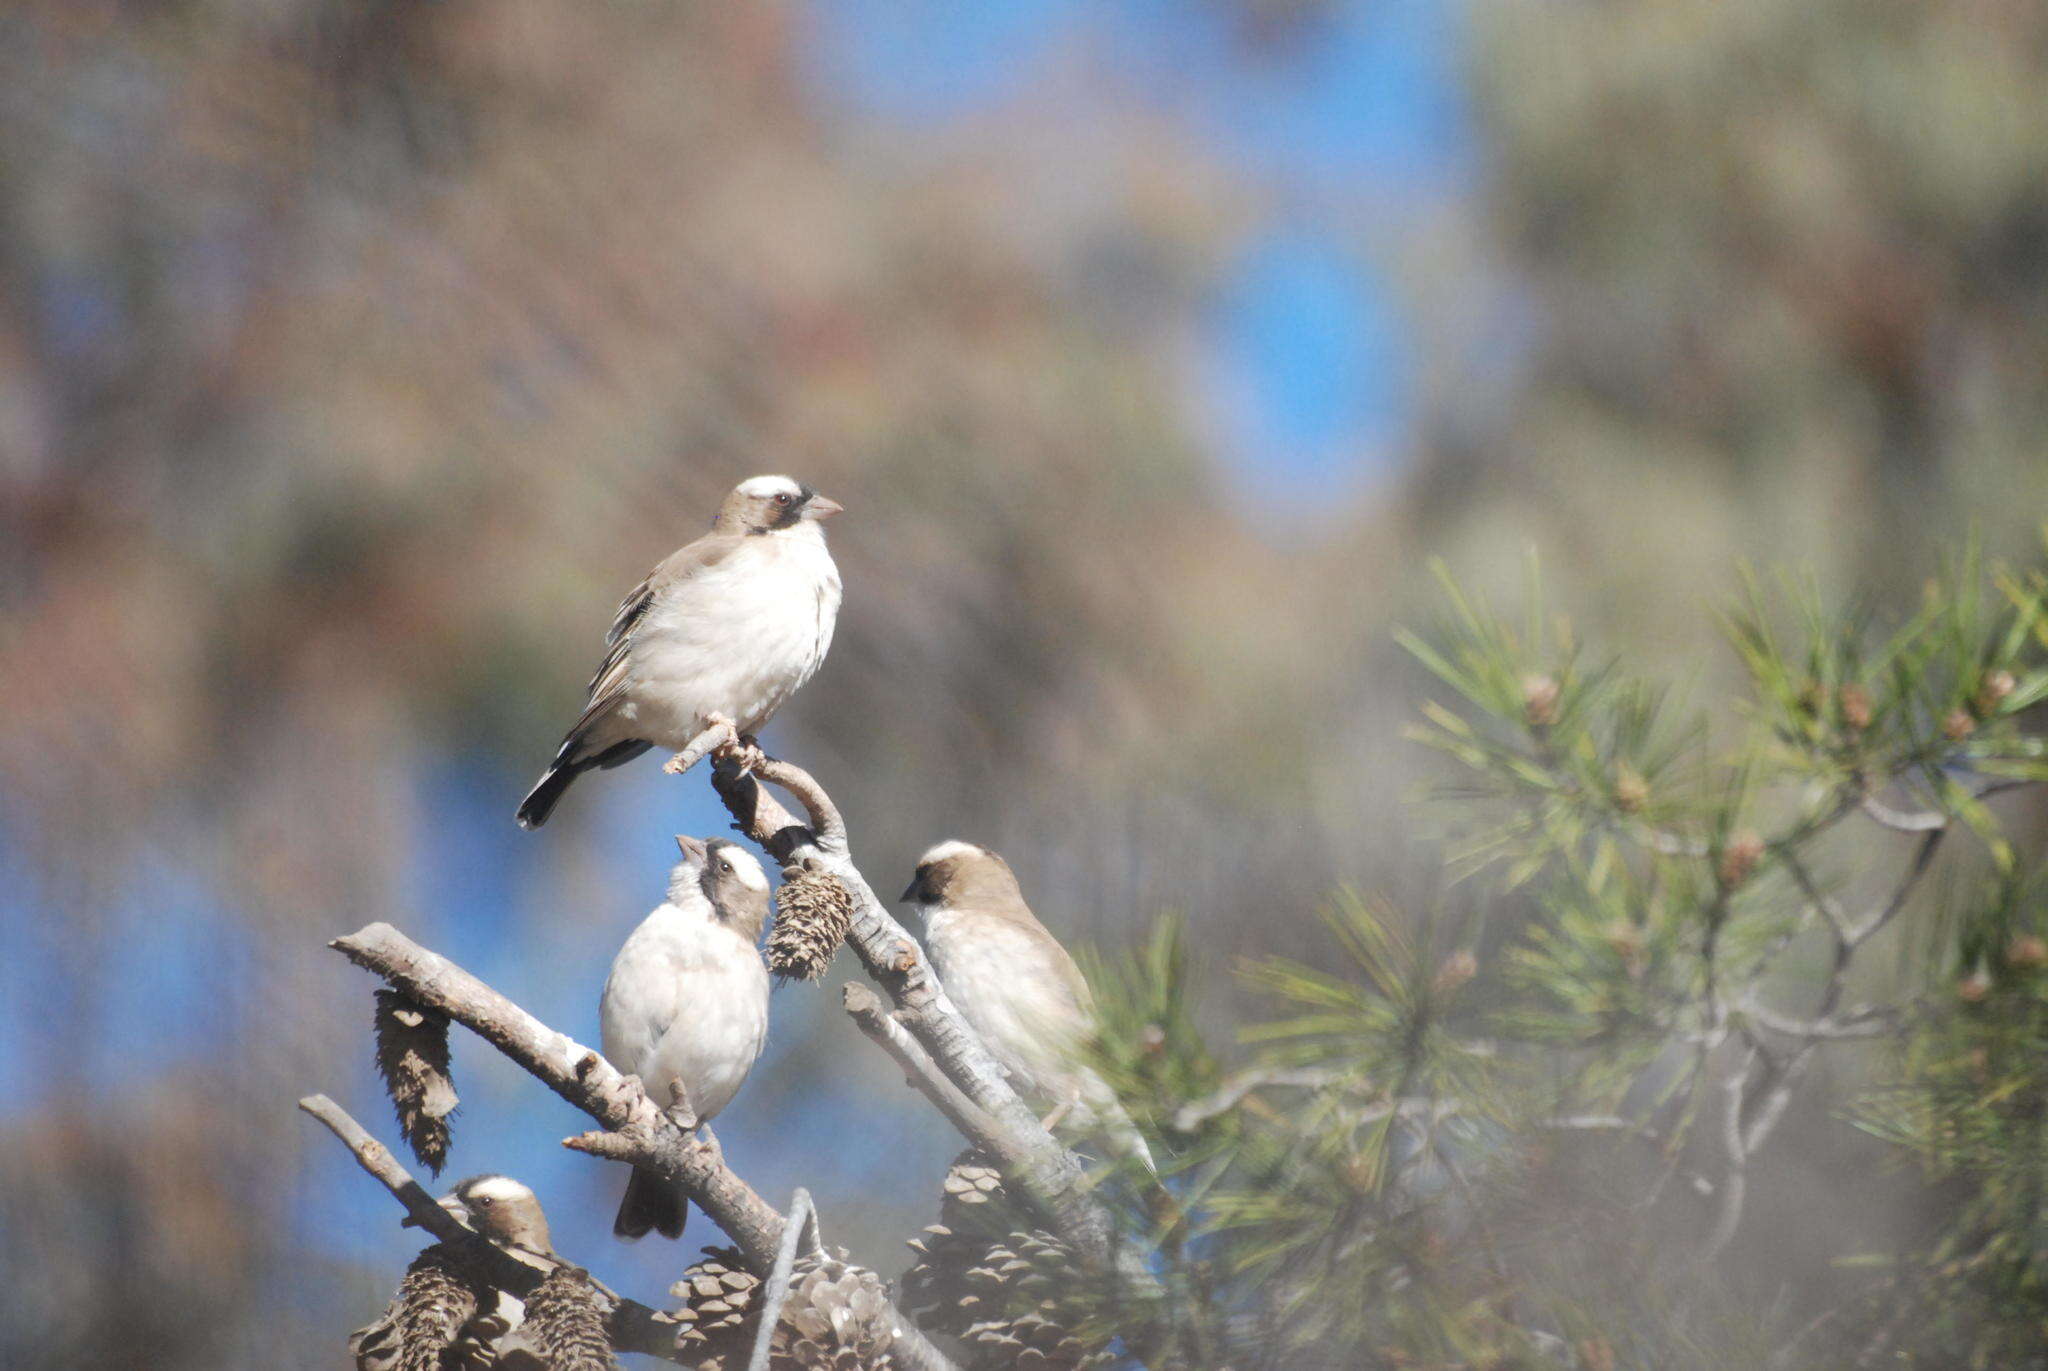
[665,1151,1106,1370]
[352,1247,616,1371]
[898,1152,1109,1371]
[361,1149,1107,1370]
[669,1246,895,1370]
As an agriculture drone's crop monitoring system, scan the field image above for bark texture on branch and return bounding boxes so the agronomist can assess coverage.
[324,924,959,1371]
[712,752,1120,1263]
[843,982,1003,1146]
[299,1093,676,1361]
[330,922,787,1266]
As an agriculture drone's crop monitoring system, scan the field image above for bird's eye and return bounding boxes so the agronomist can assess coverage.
[475,1196,493,1207]
[773,492,791,505]
[719,859,733,874]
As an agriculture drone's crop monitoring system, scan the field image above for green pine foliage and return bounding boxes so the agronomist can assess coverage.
[1063,542,2048,1369]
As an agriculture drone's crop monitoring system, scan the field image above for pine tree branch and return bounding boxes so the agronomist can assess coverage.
[1171,1067,1347,1132]
[325,922,962,1371]
[1701,1052,1756,1262]
[748,1188,821,1371]
[843,982,1003,1145]
[298,1093,677,1360]
[330,921,788,1266]
[709,751,1122,1267]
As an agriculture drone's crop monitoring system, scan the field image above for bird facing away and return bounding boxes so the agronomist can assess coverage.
[600,835,773,1238]
[516,475,843,828]
[903,840,1155,1172]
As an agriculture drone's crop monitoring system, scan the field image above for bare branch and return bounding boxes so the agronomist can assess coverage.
[1700,1053,1755,1262]
[1740,1001,1891,1041]
[709,753,1120,1268]
[1780,848,1852,943]
[329,922,786,1265]
[748,1188,818,1371]
[1858,793,1947,832]
[1170,1067,1347,1132]
[844,983,1003,1146]
[326,925,961,1371]
[662,718,741,780]
[298,1094,677,1361]
[1740,1053,1810,1156]
[1849,828,1943,946]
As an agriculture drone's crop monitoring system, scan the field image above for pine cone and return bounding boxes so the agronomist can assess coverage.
[772,1251,896,1371]
[351,1245,483,1371]
[374,988,459,1175]
[767,865,855,981]
[901,1154,1107,1371]
[940,1153,1007,1216]
[670,1245,895,1371]
[496,1266,617,1371]
[670,1246,763,1369]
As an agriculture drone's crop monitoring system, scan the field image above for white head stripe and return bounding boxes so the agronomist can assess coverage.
[717,844,771,892]
[735,474,803,499]
[462,1176,535,1204]
[916,839,982,868]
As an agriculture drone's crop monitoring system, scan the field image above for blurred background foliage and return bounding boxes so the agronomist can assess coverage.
[1,0,2045,1366]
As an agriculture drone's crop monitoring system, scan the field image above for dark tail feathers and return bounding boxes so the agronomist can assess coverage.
[516,759,584,829]
[516,739,650,829]
[613,1169,686,1240]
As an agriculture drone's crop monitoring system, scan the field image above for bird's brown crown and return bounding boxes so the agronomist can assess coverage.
[448,1173,554,1254]
[902,839,1030,915]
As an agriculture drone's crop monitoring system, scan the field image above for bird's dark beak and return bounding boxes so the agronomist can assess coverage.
[804,494,844,521]
[676,834,708,864]
[899,876,921,903]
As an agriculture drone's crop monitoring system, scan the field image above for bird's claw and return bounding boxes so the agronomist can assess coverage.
[715,732,767,775]
[664,1078,699,1132]
[665,716,741,775]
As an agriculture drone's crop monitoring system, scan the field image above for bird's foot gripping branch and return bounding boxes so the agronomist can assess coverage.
[309,723,1155,1369]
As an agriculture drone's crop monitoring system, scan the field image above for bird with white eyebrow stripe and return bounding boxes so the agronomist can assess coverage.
[356,1174,558,1371]
[516,474,843,829]
[436,1173,556,1254]
[599,835,773,1239]
[903,839,1156,1174]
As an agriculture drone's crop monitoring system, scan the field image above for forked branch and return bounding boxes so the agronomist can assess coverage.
[325,922,959,1371]
[710,748,1120,1265]
[299,1093,677,1361]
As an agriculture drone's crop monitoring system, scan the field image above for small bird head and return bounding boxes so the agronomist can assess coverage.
[716,475,843,534]
[434,1174,554,1254]
[900,839,1028,916]
[674,834,773,941]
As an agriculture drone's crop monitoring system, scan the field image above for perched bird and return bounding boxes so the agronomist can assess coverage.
[902,841,1155,1172]
[439,1173,556,1255]
[355,1175,556,1371]
[600,835,773,1238]
[516,474,843,829]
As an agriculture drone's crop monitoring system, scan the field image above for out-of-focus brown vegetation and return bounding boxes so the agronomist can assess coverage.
[2,0,2045,1365]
